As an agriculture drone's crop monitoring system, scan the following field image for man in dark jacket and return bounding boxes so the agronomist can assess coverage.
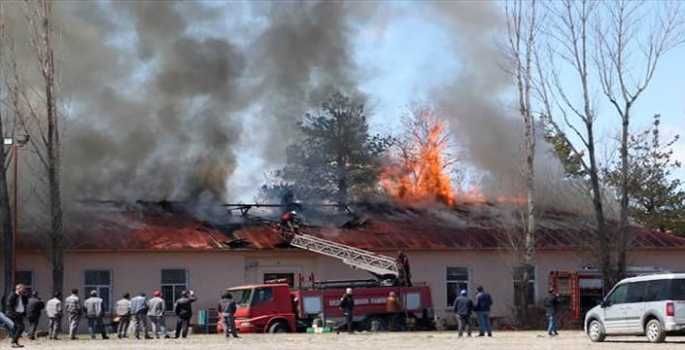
[174,290,197,339]
[218,292,238,338]
[26,291,45,340]
[6,284,28,348]
[544,288,560,336]
[337,288,354,334]
[397,251,412,287]
[453,289,473,337]
[474,286,493,337]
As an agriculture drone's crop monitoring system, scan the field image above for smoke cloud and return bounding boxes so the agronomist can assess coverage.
[424,1,588,212]
[2,1,378,204]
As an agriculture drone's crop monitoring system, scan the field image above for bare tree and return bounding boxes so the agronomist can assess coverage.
[21,0,64,296]
[0,2,17,299]
[540,0,683,288]
[594,0,684,283]
[500,0,539,324]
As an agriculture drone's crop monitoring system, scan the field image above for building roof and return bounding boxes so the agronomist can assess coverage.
[16,200,685,252]
[19,201,225,251]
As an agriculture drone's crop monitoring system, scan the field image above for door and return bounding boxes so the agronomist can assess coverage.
[670,279,685,324]
[624,282,646,333]
[602,284,629,334]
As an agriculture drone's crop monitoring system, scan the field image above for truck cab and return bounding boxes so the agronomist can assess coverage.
[227,283,297,333]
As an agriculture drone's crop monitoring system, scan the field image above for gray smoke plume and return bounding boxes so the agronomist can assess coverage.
[3,0,379,204]
[61,1,246,201]
[244,1,378,163]
[424,1,588,213]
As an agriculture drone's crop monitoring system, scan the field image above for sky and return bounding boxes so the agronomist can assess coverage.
[229,0,685,202]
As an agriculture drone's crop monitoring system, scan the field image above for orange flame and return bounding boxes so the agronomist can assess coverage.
[380,111,455,206]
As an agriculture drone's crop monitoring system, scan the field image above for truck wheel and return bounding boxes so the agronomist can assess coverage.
[587,320,605,342]
[269,321,289,333]
[645,319,666,343]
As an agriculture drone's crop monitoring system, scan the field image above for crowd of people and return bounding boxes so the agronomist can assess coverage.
[1,283,241,348]
[451,286,561,338]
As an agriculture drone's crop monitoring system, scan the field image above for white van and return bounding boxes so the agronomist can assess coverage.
[584,273,685,343]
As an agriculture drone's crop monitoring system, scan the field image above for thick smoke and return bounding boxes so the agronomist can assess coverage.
[61,1,246,201]
[3,1,377,204]
[244,1,377,164]
[425,1,589,213]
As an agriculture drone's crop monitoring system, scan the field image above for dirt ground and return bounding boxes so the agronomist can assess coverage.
[6,331,685,350]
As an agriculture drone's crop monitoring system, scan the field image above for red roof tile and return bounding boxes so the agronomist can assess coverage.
[17,201,685,252]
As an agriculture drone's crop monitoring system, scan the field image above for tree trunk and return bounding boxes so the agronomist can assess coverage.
[616,107,630,285]
[41,0,64,297]
[0,122,14,299]
[586,122,612,290]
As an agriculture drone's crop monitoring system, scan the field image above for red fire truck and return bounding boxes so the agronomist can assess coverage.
[218,225,435,333]
[549,266,670,326]
[221,278,434,333]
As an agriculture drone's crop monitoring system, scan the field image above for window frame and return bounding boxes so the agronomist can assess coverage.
[250,286,274,307]
[161,268,188,313]
[513,266,536,305]
[605,283,629,306]
[445,266,470,308]
[15,270,34,296]
[84,269,113,314]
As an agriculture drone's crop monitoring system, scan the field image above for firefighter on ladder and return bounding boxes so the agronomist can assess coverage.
[280,210,302,234]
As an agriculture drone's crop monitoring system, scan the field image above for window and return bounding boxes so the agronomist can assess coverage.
[644,280,668,302]
[446,267,469,307]
[670,279,685,300]
[15,270,34,296]
[161,269,187,311]
[250,287,273,306]
[605,284,628,306]
[263,273,295,287]
[513,266,535,305]
[626,281,646,303]
[84,270,112,313]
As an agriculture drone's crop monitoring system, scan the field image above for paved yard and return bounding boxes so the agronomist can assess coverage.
[6,331,685,349]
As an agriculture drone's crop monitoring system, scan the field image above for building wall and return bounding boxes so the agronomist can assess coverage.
[3,248,685,332]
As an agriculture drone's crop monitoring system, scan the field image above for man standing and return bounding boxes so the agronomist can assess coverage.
[83,290,109,339]
[385,291,401,331]
[147,291,169,339]
[130,292,151,339]
[397,251,412,287]
[218,292,239,338]
[544,288,560,336]
[474,286,493,337]
[64,289,82,340]
[26,291,45,340]
[45,292,62,340]
[453,290,473,337]
[114,293,131,339]
[6,284,28,348]
[337,288,354,334]
[174,290,197,339]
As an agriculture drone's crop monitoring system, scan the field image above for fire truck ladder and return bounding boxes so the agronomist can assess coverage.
[289,233,400,278]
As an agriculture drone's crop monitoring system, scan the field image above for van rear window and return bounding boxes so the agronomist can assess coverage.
[671,279,685,300]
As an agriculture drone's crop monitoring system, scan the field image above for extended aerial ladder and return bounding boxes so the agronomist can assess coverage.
[288,232,400,280]
[223,203,404,285]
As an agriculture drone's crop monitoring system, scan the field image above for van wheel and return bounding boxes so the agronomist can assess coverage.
[268,321,289,333]
[645,319,666,343]
[588,320,606,342]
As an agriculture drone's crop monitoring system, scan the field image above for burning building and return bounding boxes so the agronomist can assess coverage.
[4,198,685,332]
